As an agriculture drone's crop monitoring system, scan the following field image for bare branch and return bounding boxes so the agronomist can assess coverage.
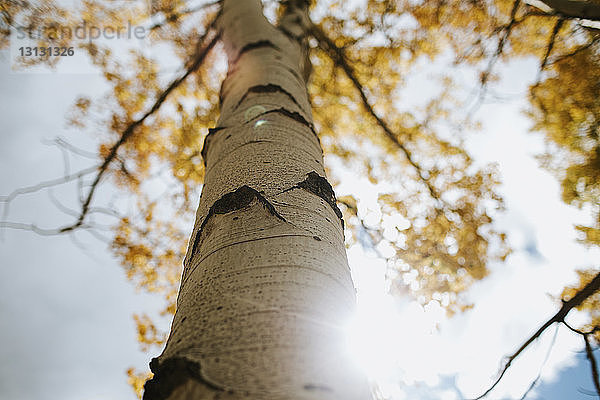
[466,0,524,116]
[483,0,522,85]
[55,20,221,234]
[536,17,565,82]
[0,165,98,204]
[584,333,600,397]
[518,324,559,399]
[534,0,600,21]
[563,321,600,397]
[45,137,98,159]
[562,321,599,336]
[473,271,600,399]
[1,14,221,238]
[0,165,99,236]
[0,221,93,236]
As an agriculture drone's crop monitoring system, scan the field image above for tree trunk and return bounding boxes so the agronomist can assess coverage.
[143,1,371,399]
[537,0,600,21]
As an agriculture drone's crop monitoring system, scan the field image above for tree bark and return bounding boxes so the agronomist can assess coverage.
[534,0,600,20]
[143,1,371,399]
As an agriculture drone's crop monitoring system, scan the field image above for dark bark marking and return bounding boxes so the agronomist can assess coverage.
[233,40,280,63]
[235,84,304,113]
[201,127,227,167]
[285,66,304,83]
[294,172,344,228]
[303,383,333,392]
[278,25,301,43]
[143,357,230,400]
[255,107,317,137]
[219,84,226,105]
[190,185,286,258]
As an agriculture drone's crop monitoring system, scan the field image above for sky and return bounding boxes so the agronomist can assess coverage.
[0,57,162,400]
[337,58,600,399]
[1,7,600,400]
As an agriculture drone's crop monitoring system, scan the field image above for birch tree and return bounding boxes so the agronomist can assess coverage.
[2,0,600,398]
[142,1,372,398]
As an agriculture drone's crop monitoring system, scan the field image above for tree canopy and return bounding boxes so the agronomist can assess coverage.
[1,0,599,398]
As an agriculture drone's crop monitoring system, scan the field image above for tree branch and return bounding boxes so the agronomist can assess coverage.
[535,0,600,21]
[147,0,222,32]
[473,271,600,399]
[563,321,600,397]
[50,22,220,235]
[0,165,98,205]
[309,23,444,205]
[518,324,559,399]
[465,0,523,116]
[583,332,600,397]
[539,18,565,73]
[2,14,221,237]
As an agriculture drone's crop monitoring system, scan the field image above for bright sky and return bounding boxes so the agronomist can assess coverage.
[337,58,600,399]
[1,8,600,400]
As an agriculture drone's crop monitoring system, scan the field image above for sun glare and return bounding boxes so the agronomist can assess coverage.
[344,254,447,396]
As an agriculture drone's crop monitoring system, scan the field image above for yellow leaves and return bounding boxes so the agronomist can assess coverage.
[310,18,509,313]
[576,225,600,247]
[561,269,600,343]
[333,144,508,315]
[127,368,153,399]
[111,205,185,300]
[5,0,74,67]
[133,313,166,352]
[529,45,600,254]
[75,96,91,111]
[66,96,92,128]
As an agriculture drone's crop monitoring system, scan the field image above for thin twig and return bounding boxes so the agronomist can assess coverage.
[466,0,522,117]
[0,165,99,237]
[0,165,98,204]
[473,271,600,399]
[2,15,221,237]
[56,20,221,234]
[0,221,93,235]
[535,17,565,82]
[584,333,600,397]
[563,320,600,397]
[519,324,559,399]
[46,137,98,159]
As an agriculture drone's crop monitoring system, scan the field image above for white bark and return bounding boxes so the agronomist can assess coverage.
[143,1,371,399]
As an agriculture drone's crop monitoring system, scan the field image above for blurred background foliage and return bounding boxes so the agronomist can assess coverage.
[1,0,599,397]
